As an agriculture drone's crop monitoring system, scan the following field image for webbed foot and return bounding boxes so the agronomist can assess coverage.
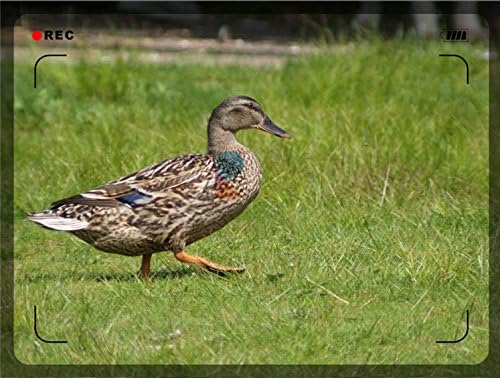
[174,251,245,274]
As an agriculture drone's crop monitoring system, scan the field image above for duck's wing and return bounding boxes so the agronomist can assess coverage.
[50,154,215,209]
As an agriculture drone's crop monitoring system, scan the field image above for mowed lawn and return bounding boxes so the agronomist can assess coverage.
[13,40,488,364]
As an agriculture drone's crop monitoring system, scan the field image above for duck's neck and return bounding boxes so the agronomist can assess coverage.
[207,123,241,155]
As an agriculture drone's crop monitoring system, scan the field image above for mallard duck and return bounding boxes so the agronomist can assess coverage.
[28,96,289,279]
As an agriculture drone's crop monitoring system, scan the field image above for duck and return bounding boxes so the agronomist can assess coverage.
[28,96,290,279]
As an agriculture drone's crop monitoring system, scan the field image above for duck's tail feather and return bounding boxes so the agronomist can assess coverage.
[27,211,89,231]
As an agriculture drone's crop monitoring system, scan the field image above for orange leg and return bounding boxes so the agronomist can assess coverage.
[138,253,152,279]
[174,251,245,274]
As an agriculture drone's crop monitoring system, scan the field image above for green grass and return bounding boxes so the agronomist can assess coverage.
[13,39,488,364]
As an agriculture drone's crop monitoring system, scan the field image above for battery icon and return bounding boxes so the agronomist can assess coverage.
[442,30,468,42]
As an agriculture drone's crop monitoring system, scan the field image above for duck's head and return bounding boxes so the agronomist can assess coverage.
[208,96,290,140]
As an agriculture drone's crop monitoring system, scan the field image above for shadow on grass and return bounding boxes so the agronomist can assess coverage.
[21,266,196,283]
[95,266,196,282]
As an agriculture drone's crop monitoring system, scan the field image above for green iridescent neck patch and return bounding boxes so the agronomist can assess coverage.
[214,151,245,180]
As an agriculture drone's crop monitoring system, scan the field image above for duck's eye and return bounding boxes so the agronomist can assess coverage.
[229,107,245,115]
[242,102,260,112]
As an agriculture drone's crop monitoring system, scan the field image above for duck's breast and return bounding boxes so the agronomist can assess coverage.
[181,147,262,246]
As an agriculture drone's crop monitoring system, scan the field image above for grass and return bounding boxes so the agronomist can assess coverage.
[13,38,489,365]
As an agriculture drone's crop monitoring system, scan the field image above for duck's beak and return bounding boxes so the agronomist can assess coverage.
[258,117,290,138]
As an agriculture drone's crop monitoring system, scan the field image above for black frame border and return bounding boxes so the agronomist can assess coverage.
[1,2,498,376]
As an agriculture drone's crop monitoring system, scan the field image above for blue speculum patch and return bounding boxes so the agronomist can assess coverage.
[214,151,245,180]
[117,190,153,207]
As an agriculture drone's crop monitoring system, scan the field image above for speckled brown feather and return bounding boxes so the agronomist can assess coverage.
[43,147,261,256]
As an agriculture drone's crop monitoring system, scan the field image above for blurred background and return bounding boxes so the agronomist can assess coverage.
[13,2,493,73]
[13,1,493,42]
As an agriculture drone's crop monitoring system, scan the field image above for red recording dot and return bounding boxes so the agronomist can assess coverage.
[32,30,43,41]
